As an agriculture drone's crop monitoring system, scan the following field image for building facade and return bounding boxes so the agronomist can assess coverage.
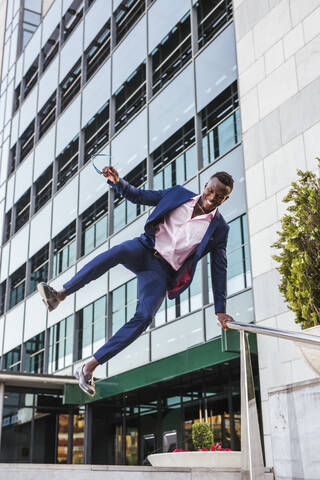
[233,0,320,477]
[1,0,317,474]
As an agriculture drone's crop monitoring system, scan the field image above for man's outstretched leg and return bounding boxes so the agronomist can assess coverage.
[76,266,169,397]
[37,239,144,311]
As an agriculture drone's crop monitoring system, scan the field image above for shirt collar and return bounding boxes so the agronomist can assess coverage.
[189,195,216,220]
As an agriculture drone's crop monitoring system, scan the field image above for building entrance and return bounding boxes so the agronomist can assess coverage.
[89,356,256,465]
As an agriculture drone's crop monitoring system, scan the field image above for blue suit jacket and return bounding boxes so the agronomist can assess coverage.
[109,179,230,314]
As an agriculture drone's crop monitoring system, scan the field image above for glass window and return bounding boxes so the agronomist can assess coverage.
[201,82,239,167]
[208,214,251,302]
[152,119,195,189]
[111,278,137,335]
[195,23,237,112]
[114,61,146,132]
[111,107,147,179]
[49,314,74,373]
[9,264,26,309]
[53,222,76,277]
[3,346,21,371]
[15,188,31,233]
[154,265,201,327]
[78,296,106,359]
[20,5,41,53]
[14,83,21,112]
[29,244,49,294]
[38,91,56,138]
[24,331,45,373]
[81,193,108,256]
[34,165,53,212]
[85,21,110,82]
[227,215,251,295]
[147,0,190,54]
[41,25,59,72]
[3,209,12,243]
[114,0,145,45]
[149,63,194,153]
[151,12,191,95]
[20,120,35,161]
[0,281,6,316]
[197,0,233,49]
[62,0,83,43]
[56,135,79,191]
[22,56,38,98]
[60,60,81,113]
[113,160,147,233]
[8,144,17,176]
[72,411,85,464]
[83,102,109,163]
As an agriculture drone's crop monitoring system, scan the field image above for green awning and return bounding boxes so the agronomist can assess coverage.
[64,331,257,405]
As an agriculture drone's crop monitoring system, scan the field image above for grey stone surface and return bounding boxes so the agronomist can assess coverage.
[0,464,275,480]
[0,465,190,480]
[234,0,271,40]
[253,269,288,322]
[242,109,282,169]
[279,76,320,144]
[269,377,320,479]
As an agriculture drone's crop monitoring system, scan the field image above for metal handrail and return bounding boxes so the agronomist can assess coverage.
[227,320,320,479]
[226,320,320,346]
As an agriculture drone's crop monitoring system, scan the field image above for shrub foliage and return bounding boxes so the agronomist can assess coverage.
[192,422,213,450]
[272,160,320,329]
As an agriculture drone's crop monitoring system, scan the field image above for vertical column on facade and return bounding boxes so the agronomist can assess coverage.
[24,258,32,303]
[43,326,50,373]
[190,1,203,173]
[145,1,153,192]
[29,393,36,461]
[76,17,85,263]
[109,5,116,141]
[73,311,80,366]
[121,394,127,464]
[84,404,93,464]
[48,237,54,280]
[228,372,236,451]
[0,382,4,452]
[190,1,209,310]
[67,411,73,463]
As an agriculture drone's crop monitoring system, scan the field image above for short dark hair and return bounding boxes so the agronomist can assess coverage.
[210,171,234,191]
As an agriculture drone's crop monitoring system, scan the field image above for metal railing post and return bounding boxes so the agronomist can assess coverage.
[240,330,264,480]
[226,320,320,479]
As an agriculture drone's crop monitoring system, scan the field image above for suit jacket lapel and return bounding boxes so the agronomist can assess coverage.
[194,209,221,260]
[146,187,196,226]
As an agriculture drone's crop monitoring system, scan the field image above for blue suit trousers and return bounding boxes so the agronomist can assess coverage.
[63,238,173,364]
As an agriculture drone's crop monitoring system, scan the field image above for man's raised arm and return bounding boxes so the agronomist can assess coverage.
[102,166,171,206]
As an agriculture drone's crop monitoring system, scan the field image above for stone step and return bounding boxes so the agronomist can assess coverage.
[0,464,274,480]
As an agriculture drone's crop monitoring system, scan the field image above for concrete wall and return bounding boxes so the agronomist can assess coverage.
[269,378,320,479]
[233,0,320,469]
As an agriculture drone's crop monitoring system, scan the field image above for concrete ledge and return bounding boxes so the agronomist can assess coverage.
[268,376,320,395]
[0,464,274,479]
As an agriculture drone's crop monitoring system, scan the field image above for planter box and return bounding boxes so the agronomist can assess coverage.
[297,325,320,375]
[148,451,241,468]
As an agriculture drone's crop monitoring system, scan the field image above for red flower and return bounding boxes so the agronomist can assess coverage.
[172,448,185,452]
[197,448,208,451]
[210,443,232,452]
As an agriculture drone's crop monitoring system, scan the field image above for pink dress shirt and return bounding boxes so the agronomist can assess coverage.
[154,195,216,271]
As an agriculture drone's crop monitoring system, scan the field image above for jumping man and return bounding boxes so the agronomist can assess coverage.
[38,166,235,397]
